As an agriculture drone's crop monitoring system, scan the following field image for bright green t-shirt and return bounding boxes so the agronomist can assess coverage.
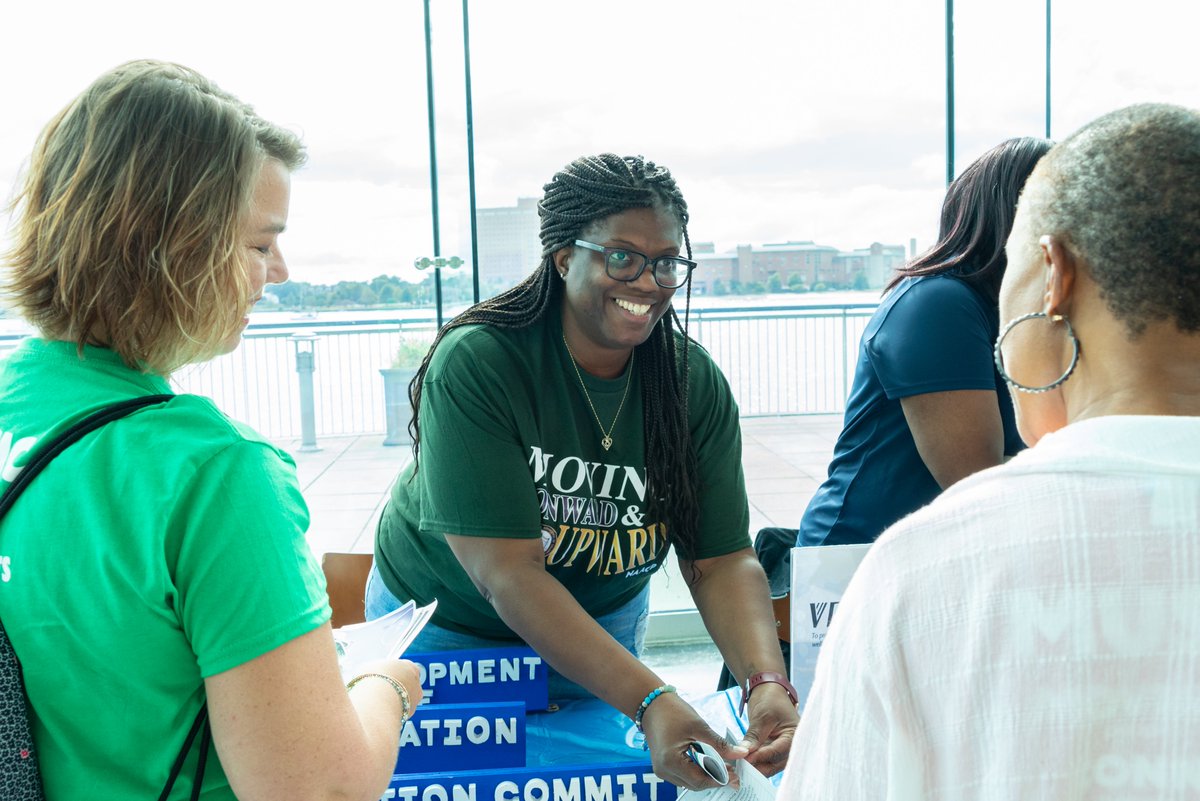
[0,339,330,801]
[374,314,751,639]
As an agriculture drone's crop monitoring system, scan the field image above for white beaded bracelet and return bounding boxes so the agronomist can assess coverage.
[347,672,413,722]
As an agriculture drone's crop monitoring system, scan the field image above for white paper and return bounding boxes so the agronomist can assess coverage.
[678,729,777,801]
[688,740,730,785]
[789,543,870,710]
[332,599,437,680]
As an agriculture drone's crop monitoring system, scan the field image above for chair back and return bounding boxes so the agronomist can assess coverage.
[320,552,374,629]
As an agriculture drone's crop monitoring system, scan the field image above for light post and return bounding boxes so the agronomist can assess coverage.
[421,0,446,327]
[423,0,481,320]
[414,255,465,329]
[462,0,480,304]
[1045,0,1052,138]
[289,332,321,453]
[945,0,955,185]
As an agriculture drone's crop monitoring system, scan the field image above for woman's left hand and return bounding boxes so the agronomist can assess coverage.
[641,691,748,790]
[738,682,798,776]
[681,547,800,775]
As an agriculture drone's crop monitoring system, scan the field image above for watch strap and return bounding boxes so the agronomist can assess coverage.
[739,670,799,715]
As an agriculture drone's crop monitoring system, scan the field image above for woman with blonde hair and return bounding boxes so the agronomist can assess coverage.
[0,60,421,801]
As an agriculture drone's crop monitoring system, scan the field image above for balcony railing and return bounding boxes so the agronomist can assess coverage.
[686,303,875,419]
[0,302,877,439]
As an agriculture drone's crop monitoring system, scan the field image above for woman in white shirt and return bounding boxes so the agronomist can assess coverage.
[779,103,1200,800]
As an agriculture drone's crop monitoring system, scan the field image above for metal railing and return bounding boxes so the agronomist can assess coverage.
[687,303,876,417]
[171,318,439,440]
[1,302,877,439]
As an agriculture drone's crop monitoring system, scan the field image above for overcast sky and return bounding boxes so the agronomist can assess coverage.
[1,0,1195,287]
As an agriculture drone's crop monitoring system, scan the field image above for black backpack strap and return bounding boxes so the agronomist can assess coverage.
[0,393,211,799]
[157,705,211,801]
[0,394,175,517]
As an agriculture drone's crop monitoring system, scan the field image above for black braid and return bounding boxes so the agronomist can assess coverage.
[408,154,702,561]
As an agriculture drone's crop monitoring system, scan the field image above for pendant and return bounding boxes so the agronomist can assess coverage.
[601,436,613,451]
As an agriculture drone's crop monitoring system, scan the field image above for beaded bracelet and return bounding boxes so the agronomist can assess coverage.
[634,684,676,732]
[347,672,413,722]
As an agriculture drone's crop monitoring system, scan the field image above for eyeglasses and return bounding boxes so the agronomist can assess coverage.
[574,240,697,289]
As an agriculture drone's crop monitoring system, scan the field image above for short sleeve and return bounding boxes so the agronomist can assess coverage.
[171,440,329,677]
[866,277,999,400]
[418,330,543,538]
[688,344,752,559]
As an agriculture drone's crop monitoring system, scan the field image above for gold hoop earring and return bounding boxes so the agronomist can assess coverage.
[994,312,1080,393]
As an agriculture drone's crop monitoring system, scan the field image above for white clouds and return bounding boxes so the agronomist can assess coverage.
[2,0,1197,286]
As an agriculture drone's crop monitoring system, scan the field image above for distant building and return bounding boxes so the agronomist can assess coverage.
[469,199,908,295]
[472,197,542,287]
[689,240,907,294]
[834,242,909,288]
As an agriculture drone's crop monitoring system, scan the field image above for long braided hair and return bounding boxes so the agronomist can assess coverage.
[408,154,703,560]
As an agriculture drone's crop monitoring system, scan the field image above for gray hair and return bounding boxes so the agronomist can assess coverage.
[1021,103,1200,336]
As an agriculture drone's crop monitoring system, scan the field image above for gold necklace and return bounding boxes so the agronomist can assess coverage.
[562,333,634,451]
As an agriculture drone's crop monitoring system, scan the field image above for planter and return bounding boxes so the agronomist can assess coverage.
[380,367,419,446]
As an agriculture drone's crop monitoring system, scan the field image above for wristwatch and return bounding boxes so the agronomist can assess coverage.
[739,671,799,715]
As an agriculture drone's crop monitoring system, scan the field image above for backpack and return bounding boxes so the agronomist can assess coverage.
[0,395,208,801]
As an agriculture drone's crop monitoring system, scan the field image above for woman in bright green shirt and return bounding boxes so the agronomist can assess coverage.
[1,60,421,801]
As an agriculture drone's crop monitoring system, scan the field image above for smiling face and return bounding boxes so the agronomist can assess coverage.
[555,205,683,374]
[220,157,292,354]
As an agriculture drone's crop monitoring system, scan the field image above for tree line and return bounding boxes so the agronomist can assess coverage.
[269,272,500,310]
[267,270,870,310]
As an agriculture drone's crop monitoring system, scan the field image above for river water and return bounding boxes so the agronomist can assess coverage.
[1,291,881,439]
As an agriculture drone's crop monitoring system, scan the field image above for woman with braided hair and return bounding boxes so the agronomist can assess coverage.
[368,154,797,787]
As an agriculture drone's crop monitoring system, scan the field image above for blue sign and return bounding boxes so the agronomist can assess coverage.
[384,761,675,801]
[396,702,526,773]
[408,646,550,711]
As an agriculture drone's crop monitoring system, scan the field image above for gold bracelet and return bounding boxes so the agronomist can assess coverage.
[346,672,413,722]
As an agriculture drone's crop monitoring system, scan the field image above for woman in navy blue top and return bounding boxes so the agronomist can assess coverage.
[799,137,1053,546]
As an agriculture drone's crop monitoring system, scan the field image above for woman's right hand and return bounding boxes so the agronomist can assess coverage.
[354,657,425,714]
[640,691,749,790]
[207,626,426,801]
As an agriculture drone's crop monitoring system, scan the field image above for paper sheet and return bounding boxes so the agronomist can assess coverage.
[333,599,437,680]
[679,730,777,801]
[687,740,730,785]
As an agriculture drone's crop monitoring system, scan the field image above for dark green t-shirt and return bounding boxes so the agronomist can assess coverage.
[374,314,751,639]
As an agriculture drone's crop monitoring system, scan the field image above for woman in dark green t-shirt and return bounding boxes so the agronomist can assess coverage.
[370,154,798,789]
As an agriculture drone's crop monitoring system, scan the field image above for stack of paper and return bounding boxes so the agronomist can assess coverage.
[333,599,437,680]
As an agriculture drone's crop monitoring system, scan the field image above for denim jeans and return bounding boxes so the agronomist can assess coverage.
[365,563,649,700]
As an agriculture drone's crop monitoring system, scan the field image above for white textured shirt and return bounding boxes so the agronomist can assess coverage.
[778,416,1200,800]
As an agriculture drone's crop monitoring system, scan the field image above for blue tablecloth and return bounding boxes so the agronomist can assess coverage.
[524,688,746,766]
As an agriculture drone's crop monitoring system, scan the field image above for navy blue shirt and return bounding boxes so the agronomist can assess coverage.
[798,275,1024,546]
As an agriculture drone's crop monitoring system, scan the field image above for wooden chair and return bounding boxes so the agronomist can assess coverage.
[772,594,792,645]
[320,552,374,629]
